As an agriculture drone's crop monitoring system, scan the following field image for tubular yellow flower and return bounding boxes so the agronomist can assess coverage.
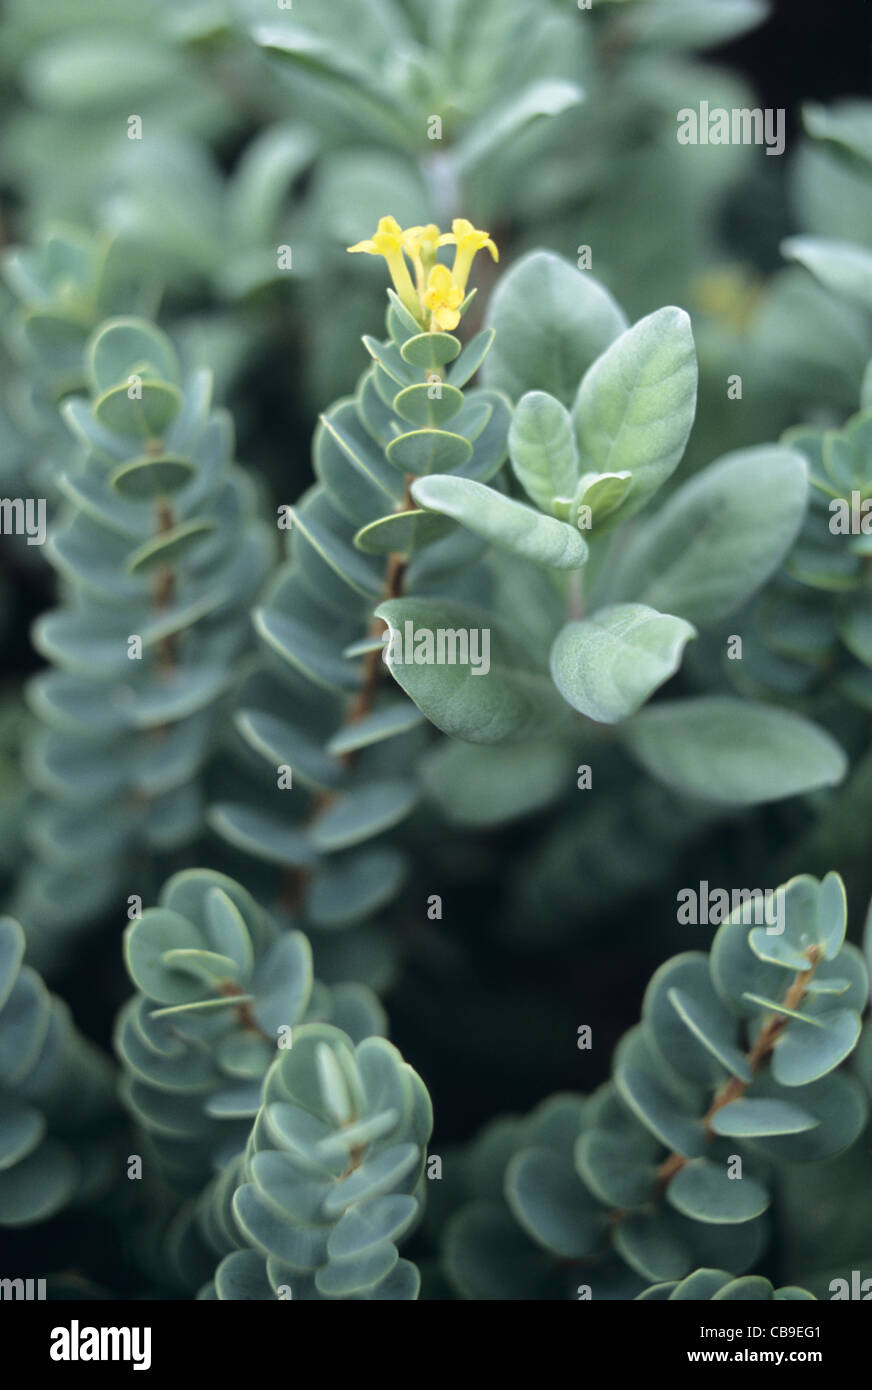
[347,215,421,321]
[442,218,499,292]
[402,224,448,299]
[424,263,464,332]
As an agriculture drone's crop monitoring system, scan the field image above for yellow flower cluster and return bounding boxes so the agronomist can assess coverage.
[348,217,498,333]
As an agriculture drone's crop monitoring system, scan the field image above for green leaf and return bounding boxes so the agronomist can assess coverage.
[615,1065,706,1157]
[773,1009,862,1086]
[94,381,182,440]
[125,521,217,574]
[309,781,418,852]
[411,474,588,570]
[316,1241,400,1296]
[666,1160,770,1224]
[443,1203,565,1300]
[0,918,25,1010]
[375,597,567,744]
[236,707,344,793]
[0,1097,45,1170]
[320,401,403,495]
[400,333,461,370]
[614,1211,691,1283]
[783,236,872,312]
[608,447,809,623]
[711,910,806,1022]
[817,871,849,959]
[254,604,359,693]
[654,1270,734,1301]
[362,336,418,386]
[666,988,752,1084]
[392,383,465,428]
[709,1098,819,1138]
[227,124,316,248]
[0,1142,79,1226]
[160,948,240,988]
[620,697,847,805]
[109,455,195,499]
[748,873,847,969]
[504,1147,606,1259]
[508,391,580,515]
[711,1277,775,1301]
[575,1130,658,1210]
[573,471,633,529]
[386,290,423,345]
[124,908,205,1004]
[307,848,407,929]
[322,1143,420,1218]
[353,510,456,556]
[253,932,313,1037]
[459,391,512,483]
[448,329,495,389]
[802,99,872,163]
[89,317,179,394]
[213,1250,274,1301]
[315,405,402,524]
[292,491,384,597]
[253,27,413,148]
[741,1072,866,1162]
[483,251,627,405]
[327,1194,417,1258]
[550,604,695,723]
[419,738,569,828]
[625,0,767,49]
[0,972,50,1083]
[385,429,473,476]
[454,79,584,174]
[327,704,424,755]
[572,306,697,526]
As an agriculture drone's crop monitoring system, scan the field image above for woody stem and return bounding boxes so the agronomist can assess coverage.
[652,946,822,1190]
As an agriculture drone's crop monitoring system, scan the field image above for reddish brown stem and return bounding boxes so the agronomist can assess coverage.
[652,946,822,1189]
[279,479,415,906]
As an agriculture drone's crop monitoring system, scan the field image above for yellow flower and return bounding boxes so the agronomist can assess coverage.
[424,263,464,332]
[347,215,421,321]
[441,218,499,292]
[402,223,451,298]
[347,215,496,328]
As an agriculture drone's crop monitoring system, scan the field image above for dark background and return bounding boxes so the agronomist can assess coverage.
[715,0,871,119]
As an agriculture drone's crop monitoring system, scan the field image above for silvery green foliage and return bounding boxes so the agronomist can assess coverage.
[210,294,513,983]
[751,98,872,418]
[249,0,764,255]
[12,318,274,955]
[0,227,154,500]
[637,1270,815,1301]
[764,907,872,1300]
[0,0,237,227]
[0,0,774,422]
[738,113,872,706]
[116,870,385,1194]
[260,0,765,405]
[211,254,851,984]
[736,407,872,710]
[0,914,116,1226]
[377,253,844,809]
[196,1023,433,1299]
[444,874,868,1298]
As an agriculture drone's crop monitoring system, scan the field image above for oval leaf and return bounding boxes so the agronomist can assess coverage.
[550,604,695,723]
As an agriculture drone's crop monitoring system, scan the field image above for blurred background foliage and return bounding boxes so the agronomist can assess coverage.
[1,0,872,1296]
